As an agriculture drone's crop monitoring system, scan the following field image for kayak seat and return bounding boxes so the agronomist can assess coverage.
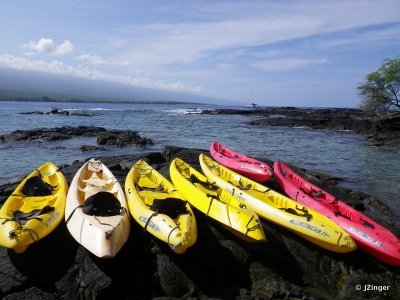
[189,174,219,190]
[150,198,188,219]
[82,192,122,217]
[22,176,54,196]
[12,205,55,225]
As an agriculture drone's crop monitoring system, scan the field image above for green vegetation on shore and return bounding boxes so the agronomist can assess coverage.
[358,56,400,117]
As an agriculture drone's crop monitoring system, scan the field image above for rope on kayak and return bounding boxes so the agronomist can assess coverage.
[9,227,40,242]
[144,212,158,231]
[88,159,102,172]
[94,216,115,240]
[167,226,182,250]
[93,216,116,240]
[244,214,260,237]
[65,205,83,225]
[279,205,313,221]
[227,179,269,194]
[94,207,128,239]
[238,178,251,190]
[1,204,55,237]
[0,217,41,242]
[206,194,219,216]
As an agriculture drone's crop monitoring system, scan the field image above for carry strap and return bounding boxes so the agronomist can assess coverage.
[189,174,218,190]
[280,205,313,221]
[144,212,158,231]
[9,205,55,225]
[65,205,83,225]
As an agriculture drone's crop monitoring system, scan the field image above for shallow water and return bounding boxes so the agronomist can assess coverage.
[0,100,399,216]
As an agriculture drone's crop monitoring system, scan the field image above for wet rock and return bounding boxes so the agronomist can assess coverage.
[204,108,400,148]
[49,109,69,115]
[19,109,93,117]
[97,130,154,147]
[156,253,196,297]
[0,126,153,147]
[3,287,56,300]
[79,145,106,152]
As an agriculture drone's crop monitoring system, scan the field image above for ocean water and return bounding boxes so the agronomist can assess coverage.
[0,100,399,217]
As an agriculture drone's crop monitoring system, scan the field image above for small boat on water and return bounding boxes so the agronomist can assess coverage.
[200,154,356,253]
[124,159,197,254]
[170,157,266,242]
[65,158,130,258]
[210,141,273,182]
[273,160,400,266]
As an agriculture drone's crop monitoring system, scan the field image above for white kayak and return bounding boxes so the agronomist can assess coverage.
[65,158,130,258]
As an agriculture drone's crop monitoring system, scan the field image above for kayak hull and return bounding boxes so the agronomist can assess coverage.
[200,154,356,253]
[125,159,197,254]
[273,160,400,266]
[170,157,266,242]
[65,158,130,258]
[0,162,68,253]
[210,141,272,182]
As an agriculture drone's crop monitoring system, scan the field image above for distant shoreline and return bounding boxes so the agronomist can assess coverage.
[202,107,400,148]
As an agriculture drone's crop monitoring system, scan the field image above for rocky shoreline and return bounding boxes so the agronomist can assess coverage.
[0,126,154,148]
[0,146,399,299]
[19,108,93,117]
[202,107,400,148]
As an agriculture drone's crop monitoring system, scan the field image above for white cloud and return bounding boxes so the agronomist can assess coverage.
[118,0,400,66]
[22,37,54,53]
[319,26,400,49]
[55,40,74,55]
[76,54,109,65]
[76,53,130,66]
[252,58,327,72]
[21,38,73,56]
[0,54,203,93]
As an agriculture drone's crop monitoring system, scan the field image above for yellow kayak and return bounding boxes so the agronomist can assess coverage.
[125,160,197,254]
[200,154,357,253]
[170,157,266,242]
[0,162,68,253]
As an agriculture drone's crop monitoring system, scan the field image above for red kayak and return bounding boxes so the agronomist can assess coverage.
[273,160,400,266]
[210,142,272,182]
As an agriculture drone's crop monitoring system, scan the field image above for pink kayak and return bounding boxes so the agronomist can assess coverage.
[273,160,400,266]
[210,141,272,182]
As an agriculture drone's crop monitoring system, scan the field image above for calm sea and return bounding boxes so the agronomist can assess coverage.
[0,100,399,217]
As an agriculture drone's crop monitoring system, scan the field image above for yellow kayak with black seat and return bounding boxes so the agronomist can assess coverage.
[125,159,197,254]
[0,162,68,253]
[200,153,356,253]
[170,157,266,242]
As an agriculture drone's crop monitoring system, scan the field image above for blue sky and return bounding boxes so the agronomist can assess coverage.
[0,0,399,107]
